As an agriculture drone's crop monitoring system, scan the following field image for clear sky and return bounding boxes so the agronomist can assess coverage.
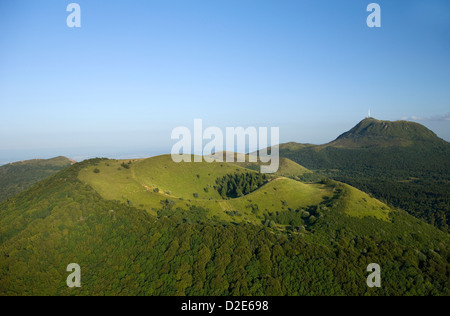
[1,0,449,164]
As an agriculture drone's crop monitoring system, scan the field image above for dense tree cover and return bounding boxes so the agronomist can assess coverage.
[0,157,72,202]
[263,206,319,229]
[215,173,268,199]
[280,143,450,232]
[0,159,448,296]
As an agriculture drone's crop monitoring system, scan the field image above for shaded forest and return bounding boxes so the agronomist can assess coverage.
[280,143,450,232]
[215,172,268,199]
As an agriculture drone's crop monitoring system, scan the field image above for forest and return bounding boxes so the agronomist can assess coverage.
[0,159,448,296]
[214,172,268,199]
[0,157,71,202]
[280,143,450,232]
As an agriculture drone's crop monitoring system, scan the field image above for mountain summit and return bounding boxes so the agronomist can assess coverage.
[331,118,444,148]
[278,118,450,231]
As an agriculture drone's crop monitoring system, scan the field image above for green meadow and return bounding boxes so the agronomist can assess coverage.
[79,154,392,225]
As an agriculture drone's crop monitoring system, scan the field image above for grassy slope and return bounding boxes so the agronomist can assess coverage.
[341,184,391,221]
[79,156,258,221]
[231,156,313,178]
[79,155,393,224]
[273,157,312,178]
[133,155,248,200]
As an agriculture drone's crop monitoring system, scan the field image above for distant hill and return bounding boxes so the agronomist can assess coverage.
[0,156,74,202]
[0,155,448,295]
[279,118,450,231]
[331,118,446,148]
[224,153,318,181]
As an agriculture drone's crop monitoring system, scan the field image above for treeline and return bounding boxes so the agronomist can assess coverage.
[1,204,448,295]
[215,172,268,199]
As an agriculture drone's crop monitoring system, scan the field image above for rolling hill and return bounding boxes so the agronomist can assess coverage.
[0,154,448,296]
[279,118,450,232]
[77,155,334,224]
[0,156,75,202]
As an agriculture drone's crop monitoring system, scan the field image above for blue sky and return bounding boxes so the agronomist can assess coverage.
[1,0,449,163]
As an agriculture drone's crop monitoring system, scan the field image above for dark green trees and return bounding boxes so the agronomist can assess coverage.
[215,173,268,198]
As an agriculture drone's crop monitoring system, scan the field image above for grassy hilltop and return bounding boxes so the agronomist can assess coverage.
[78,155,390,225]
